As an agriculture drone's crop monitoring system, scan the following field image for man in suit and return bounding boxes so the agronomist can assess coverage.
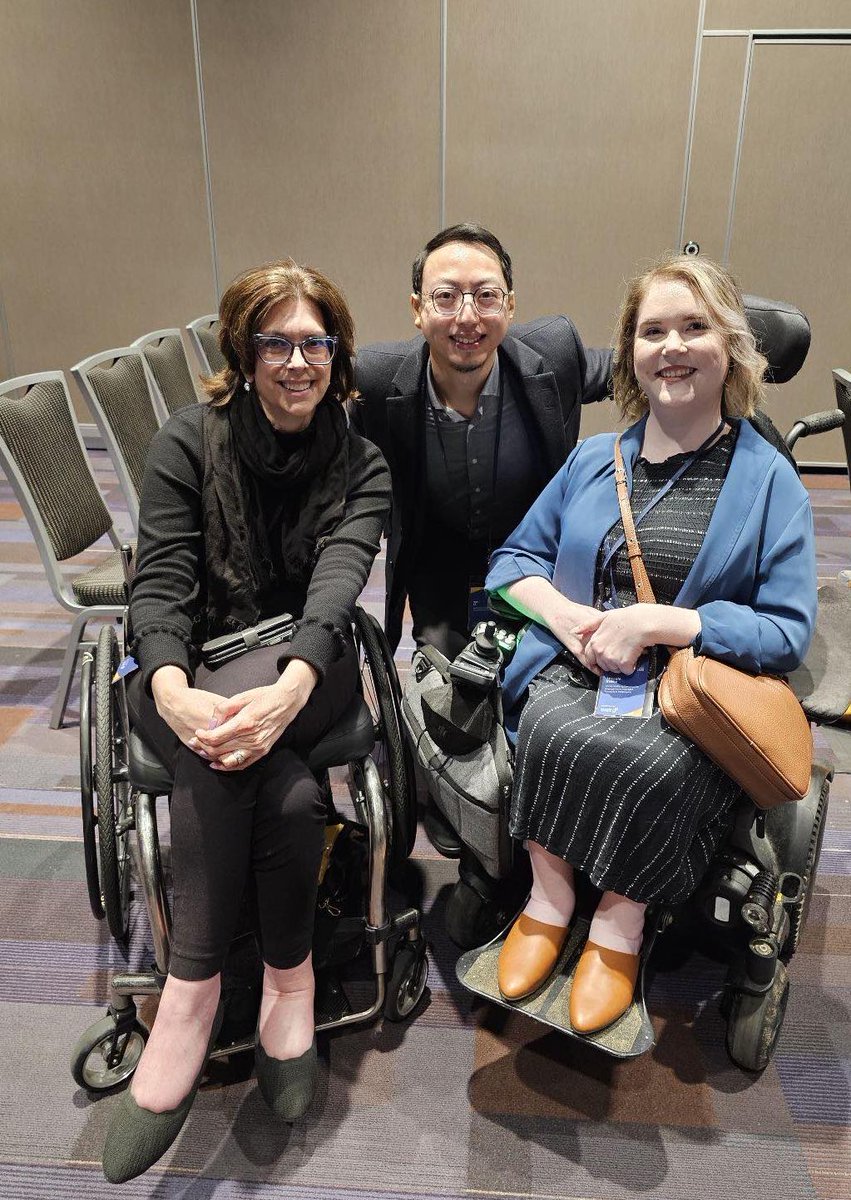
[354,223,611,858]
[355,222,611,660]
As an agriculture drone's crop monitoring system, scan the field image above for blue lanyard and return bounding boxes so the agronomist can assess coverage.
[600,419,726,604]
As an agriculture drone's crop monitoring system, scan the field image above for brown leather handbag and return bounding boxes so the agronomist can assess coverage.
[613,435,811,810]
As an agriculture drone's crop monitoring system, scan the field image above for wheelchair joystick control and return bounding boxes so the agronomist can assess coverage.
[449,621,505,691]
[474,621,500,660]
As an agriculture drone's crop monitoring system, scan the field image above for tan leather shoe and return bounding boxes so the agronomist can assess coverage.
[497,913,569,1000]
[569,940,640,1034]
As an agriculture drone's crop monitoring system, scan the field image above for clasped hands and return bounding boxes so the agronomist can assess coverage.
[152,659,319,772]
[555,602,661,677]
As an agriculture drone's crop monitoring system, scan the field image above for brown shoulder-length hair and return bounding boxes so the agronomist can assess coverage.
[202,259,356,407]
[612,254,768,422]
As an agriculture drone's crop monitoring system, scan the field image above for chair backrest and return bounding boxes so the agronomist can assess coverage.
[133,328,199,416]
[0,371,114,595]
[832,369,851,493]
[186,313,226,376]
[742,294,811,383]
[72,348,161,528]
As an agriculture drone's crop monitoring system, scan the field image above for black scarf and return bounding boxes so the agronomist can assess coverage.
[201,390,348,636]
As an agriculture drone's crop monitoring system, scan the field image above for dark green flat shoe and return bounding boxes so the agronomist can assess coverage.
[101,1003,224,1184]
[255,1037,317,1121]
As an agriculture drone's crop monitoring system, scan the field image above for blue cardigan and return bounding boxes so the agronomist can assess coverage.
[486,417,818,718]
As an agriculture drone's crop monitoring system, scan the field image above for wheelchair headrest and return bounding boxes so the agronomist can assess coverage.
[743,294,811,384]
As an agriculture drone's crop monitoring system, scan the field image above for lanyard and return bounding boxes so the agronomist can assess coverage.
[600,419,726,603]
[427,355,505,555]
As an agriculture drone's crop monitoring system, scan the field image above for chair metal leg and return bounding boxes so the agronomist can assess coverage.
[50,610,89,729]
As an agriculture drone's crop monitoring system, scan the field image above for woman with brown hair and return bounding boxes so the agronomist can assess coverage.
[102,260,390,1182]
[488,255,816,1035]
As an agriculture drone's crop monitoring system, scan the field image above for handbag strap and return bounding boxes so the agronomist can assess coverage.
[613,435,658,605]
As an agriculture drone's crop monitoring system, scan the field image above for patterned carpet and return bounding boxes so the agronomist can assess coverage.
[0,451,849,1200]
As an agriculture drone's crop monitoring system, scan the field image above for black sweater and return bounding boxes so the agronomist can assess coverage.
[129,405,391,691]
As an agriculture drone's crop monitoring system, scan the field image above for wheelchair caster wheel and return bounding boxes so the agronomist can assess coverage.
[384,940,429,1022]
[446,879,503,950]
[725,961,789,1073]
[71,1014,148,1092]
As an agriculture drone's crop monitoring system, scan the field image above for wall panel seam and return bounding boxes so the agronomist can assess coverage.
[723,32,754,265]
[190,0,220,302]
[677,0,707,251]
[439,0,447,229]
[704,28,851,37]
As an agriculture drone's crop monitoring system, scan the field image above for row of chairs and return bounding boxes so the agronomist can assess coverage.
[2,319,850,735]
[0,315,223,728]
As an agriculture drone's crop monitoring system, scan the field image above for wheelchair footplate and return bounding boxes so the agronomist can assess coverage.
[456,914,657,1058]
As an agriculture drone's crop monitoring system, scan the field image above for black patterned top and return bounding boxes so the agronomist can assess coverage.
[594,425,738,610]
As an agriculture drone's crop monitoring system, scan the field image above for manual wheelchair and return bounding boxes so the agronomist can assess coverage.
[72,604,425,1092]
[411,295,847,1073]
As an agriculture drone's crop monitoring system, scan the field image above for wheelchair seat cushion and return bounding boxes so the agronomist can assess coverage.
[306,694,374,771]
[128,729,175,794]
[127,693,376,792]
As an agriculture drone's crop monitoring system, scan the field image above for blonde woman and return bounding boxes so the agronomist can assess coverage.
[488,256,816,1033]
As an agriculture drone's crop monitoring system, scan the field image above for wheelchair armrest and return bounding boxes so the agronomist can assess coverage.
[788,580,851,724]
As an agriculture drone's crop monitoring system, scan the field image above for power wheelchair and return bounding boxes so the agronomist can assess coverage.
[407,296,847,1073]
[72,605,425,1092]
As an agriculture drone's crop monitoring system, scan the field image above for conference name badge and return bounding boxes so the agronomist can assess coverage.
[594,656,655,719]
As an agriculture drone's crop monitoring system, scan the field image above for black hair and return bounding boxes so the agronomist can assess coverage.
[411,222,513,294]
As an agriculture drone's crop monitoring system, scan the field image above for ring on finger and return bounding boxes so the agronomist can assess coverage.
[233,749,246,766]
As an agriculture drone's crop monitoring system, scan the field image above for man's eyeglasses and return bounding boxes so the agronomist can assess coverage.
[424,285,509,318]
[252,333,338,366]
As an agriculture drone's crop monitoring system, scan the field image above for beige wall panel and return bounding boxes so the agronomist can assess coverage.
[681,34,748,261]
[706,2,851,30]
[199,0,440,348]
[0,0,214,409]
[445,0,700,438]
[731,43,850,463]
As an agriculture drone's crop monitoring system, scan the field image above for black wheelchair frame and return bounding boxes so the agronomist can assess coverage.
[73,605,424,1092]
[444,406,845,1074]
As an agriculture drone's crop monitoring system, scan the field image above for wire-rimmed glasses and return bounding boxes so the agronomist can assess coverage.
[424,285,509,317]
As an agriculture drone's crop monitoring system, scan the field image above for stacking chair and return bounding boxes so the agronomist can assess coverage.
[132,328,199,417]
[0,371,129,728]
[71,348,162,530]
[186,313,226,375]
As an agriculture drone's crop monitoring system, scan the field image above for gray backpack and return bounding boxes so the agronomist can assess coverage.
[402,642,514,880]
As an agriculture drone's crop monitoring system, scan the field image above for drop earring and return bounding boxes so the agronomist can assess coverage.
[243,379,250,392]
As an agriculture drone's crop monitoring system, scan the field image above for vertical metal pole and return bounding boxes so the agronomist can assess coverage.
[439,0,448,229]
[190,0,220,301]
[677,0,707,250]
[723,32,755,265]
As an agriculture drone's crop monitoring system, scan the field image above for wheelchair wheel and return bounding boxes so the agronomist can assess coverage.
[71,1013,147,1092]
[725,961,789,1073]
[354,606,416,867]
[79,650,105,921]
[384,936,429,1021]
[94,624,133,944]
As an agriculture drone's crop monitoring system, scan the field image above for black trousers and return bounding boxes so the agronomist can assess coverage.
[128,640,359,980]
[407,526,489,661]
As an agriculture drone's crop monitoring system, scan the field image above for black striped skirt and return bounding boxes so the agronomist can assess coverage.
[510,659,742,904]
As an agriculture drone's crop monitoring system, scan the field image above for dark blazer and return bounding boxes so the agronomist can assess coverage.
[354,317,612,648]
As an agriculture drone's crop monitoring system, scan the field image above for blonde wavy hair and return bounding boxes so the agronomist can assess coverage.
[202,259,356,407]
[612,255,768,422]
